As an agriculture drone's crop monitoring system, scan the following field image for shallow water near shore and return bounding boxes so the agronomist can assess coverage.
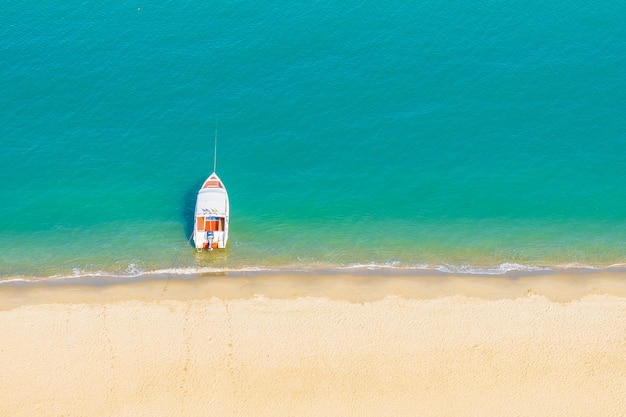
[2,1,626,281]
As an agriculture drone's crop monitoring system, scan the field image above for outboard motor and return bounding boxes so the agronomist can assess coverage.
[207,232,214,251]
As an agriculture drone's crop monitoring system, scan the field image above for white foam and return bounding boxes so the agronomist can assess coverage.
[3,261,625,286]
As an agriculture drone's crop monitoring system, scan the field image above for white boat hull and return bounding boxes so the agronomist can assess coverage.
[193,173,229,251]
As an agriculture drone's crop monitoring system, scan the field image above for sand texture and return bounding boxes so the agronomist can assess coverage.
[1,272,626,416]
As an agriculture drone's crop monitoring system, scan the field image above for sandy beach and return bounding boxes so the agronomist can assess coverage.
[1,271,625,416]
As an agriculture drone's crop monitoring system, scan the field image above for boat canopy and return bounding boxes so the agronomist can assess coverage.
[195,188,228,216]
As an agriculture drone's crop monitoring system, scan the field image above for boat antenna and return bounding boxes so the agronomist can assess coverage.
[213,121,218,173]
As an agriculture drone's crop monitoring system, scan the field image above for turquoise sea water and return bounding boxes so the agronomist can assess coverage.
[2,1,626,280]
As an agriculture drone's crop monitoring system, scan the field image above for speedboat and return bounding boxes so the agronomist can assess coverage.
[193,172,229,251]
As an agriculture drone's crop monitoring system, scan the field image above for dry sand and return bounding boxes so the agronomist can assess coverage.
[1,271,626,416]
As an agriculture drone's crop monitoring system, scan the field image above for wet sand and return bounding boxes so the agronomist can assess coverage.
[1,271,625,416]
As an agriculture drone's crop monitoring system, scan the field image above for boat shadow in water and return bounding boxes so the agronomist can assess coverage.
[182,181,204,246]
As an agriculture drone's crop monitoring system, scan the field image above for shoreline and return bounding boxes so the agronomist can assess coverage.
[2,269,626,310]
[3,260,626,287]
[2,270,625,416]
